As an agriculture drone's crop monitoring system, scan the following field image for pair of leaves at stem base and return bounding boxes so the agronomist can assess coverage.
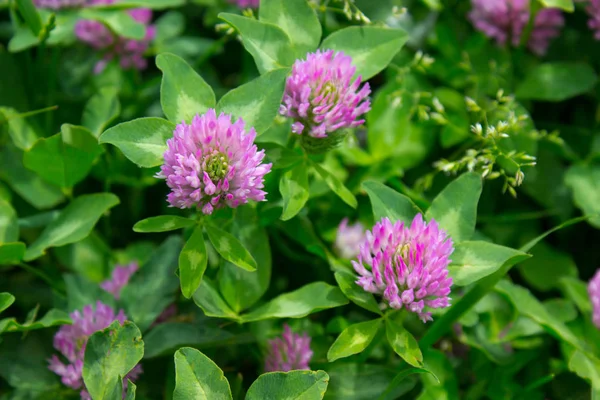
[133,215,256,299]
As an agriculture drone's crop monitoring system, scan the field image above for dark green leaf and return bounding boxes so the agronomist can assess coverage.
[327,319,382,362]
[246,370,329,400]
[156,53,216,123]
[125,380,136,400]
[193,278,240,321]
[205,222,257,272]
[15,0,42,35]
[0,292,15,314]
[0,309,71,334]
[362,180,421,224]
[241,282,349,322]
[385,318,423,368]
[99,117,175,168]
[334,270,381,315]
[82,87,121,138]
[133,215,196,233]
[516,63,597,102]
[179,225,208,299]
[565,164,600,228]
[0,198,18,243]
[173,347,233,400]
[0,242,26,265]
[280,162,310,221]
[312,163,357,208]
[216,68,289,134]
[24,193,120,261]
[320,26,408,80]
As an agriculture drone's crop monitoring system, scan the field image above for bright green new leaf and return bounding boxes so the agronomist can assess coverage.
[448,241,528,286]
[83,321,144,400]
[241,282,348,322]
[193,279,240,321]
[536,0,574,11]
[0,198,18,243]
[362,180,422,224]
[385,318,423,368]
[216,68,289,135]
[516,63,597,102]
[99,117,175,168]
[218,13,295,74]
[425,172,482,243]
[205,222,257,272]
[156,53,216,123]
[179,225,208,299]
[334,270,382,315]
[82,87,121,137]
[246,370,329,400]
[24,124,104,188]
[312,163,357,208]
[259,0,321,56]
[133,215,196,233]
[327,319,382,362]
[0,293,15,314]
[280,162,310,221]
[173,347,233,400]
[24,193,120,261]
[320,26,408,80]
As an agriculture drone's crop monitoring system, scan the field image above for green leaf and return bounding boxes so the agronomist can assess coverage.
[0,308,71,334]
[569,350,600,392]
[24,193,120,261]
[320,26,408,80]
[518,242,578,292]
[218,13,294,74]
[262,143,303,169]
[83,321,144,400]
[0,146,64,210]
[24,124,104,188]
[179,225,208,299]
[327,319,382,362]
[133,215,196,233]
[334,270,381,315]
[448,241,528,286]
[516,63,597,102]
[99,117,175,168]
[425,173,482,243]
[121,236,182,332]
[219,206,272,313]
[259,0,321,55]
[0,107,39,150]
[80,9,145,40]
[536,0,574,12]
[565,164,600,228]
[0,242,26,265]
[193,278,240,321]
[377,366,435,400]
[216,68,289,135]
[156,53,216,124]
[95,0,185,8]
[385,318,423,368]
[125,380,136,400]
[0,293,15,314]
[241,282,348,322]
[15,0,42,35]
[205,222,257,272]
[173,347,233,400]
[0,198,18,243]
[280,162,310,221]
[362,180,421,224]
[312,163,357,208]
[82,87,121,138]
[246,370,329,400]
[560,277,592,314]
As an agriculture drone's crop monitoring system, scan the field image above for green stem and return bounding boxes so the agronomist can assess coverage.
[0,105,58,123]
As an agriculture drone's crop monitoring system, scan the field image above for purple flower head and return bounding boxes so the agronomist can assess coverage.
[75,8,155,73]
[588,269,600,328]
[157,109,272,214]
[468,0,564,56]
[48,301,142,399]
[228,0,260,8]
[100,261,139,300]
[34,0,85,8]
[264,324,313,372]
[352,214,454,323]
[587,0,600,40]
[335,218,366,260]
[280,50,371,152]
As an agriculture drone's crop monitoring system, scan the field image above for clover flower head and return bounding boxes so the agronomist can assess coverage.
[352,214,454,323]
[100,261,139,300]
[588,269,600,328]
[335,218,366,260]
[48,301,142,399]
[34,0,85,9]
[265,324,313,372]
[587,0,600,40]
[280,50,371,151]
[157,109,272,214]
[229,0,259,8]
[468,0,564,56]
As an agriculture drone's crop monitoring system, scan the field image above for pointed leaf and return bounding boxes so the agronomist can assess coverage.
[173,347,232,400]
[385,318,423,368]
[205,222,257,272]
[312,163,357,208]
[193,279,240,320]
[327,319,382,362]
[362,180,421,224]
[334,270,381,315]
[133,215,196,233]
[0,293,15,314]
[280,162,310,221]
[179,225,208,299]
[82,87,121,137]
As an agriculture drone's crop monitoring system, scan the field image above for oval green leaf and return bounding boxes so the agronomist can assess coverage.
[362,180,421,224]
[516,62,597,102]
[173,347,233,400]
[280,162,310,221]
[246,370,329,400]
[334,270,381,315]
[327,318,382,362]
[179,225,208,299]
[133,215,196,233]
[312,163,357,209]
[385,318,423,368]
[205,222,257,272]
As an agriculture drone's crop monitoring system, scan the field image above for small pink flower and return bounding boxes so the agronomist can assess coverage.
[265,324,313,372]
[157,109,272,213]
[335,218,366,259]
[588,269,600,328]
[586,0,600,40]
[228,0,260,8]
[34,0,85,9]
[352,214,454,323]
[100,262,139,300]
[468,0,564,56]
